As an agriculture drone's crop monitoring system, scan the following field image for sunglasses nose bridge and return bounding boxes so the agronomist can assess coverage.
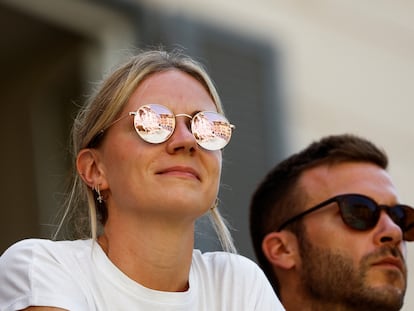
[175,113,192,119]
[175,113,194,132]
[171,114,198,144]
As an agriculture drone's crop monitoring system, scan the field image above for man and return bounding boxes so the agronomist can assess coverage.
[249,134,414,311]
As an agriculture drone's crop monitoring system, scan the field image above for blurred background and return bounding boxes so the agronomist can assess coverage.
[0,0,413,309]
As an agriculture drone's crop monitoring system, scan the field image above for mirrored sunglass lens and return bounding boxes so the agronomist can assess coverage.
[340,196,378,230]
[133,104,175,143]
[191,112,232,150]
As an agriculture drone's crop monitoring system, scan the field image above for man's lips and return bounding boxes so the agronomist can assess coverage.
[156,166,201,180]
[372,257,404,272]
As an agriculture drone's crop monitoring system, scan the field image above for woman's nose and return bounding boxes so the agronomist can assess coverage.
[166,116,197,153]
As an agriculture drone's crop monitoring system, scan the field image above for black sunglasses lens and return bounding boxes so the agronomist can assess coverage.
[387,206,405,228]
[338,196,379,230]
[403,208,414,241]
[389,205,414,241]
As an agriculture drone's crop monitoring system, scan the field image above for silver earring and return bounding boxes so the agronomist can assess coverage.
[95,185,103,204]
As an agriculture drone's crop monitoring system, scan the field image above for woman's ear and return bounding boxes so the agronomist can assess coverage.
[76,149,108,189]
[262,231,298,270]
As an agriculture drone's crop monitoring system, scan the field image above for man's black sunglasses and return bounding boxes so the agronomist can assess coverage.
[277,193,414,241]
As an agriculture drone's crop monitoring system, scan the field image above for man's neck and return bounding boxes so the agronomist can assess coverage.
[283,297,400,311]
[283,298,352,311]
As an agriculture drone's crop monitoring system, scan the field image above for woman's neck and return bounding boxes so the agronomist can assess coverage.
[98,215,195,292]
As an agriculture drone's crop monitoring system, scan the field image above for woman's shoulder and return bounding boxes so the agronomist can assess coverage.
[0,239,94,310]
[191,250,284,310]
[0,238,95,292]
[1,237,92,252]
[2,238,59,253]
[192,249,261,274]
[194,249,256,262]
[1,239,53,263]
[0,238,93,268]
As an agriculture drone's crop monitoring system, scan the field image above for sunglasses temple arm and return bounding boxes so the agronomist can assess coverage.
[277,199,335,231]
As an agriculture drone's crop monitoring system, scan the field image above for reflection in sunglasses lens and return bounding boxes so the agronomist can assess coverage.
[192,112,232,150]
[133,104,232,150]
[134,105,175,143]
[340,197,378,230]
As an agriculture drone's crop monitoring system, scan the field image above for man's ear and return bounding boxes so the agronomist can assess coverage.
[262,231,298,270]
[76,149,108,190]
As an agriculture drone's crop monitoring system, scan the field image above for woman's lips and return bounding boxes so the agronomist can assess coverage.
[157,166,201,181]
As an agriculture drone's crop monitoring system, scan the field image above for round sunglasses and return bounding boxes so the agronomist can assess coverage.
[277,193,414,241]
[88,104,235,151]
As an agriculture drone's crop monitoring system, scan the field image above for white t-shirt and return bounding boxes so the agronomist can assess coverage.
[0,239,284,311]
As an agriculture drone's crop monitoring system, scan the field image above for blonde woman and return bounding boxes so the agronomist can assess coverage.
[0,49,284,311]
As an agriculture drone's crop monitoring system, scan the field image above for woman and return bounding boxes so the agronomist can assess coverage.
[0,50,284,310]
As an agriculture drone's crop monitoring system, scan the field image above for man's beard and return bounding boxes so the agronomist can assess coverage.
[298,231,406,311]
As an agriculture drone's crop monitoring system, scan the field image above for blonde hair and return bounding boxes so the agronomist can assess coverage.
[55,49,236,253]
